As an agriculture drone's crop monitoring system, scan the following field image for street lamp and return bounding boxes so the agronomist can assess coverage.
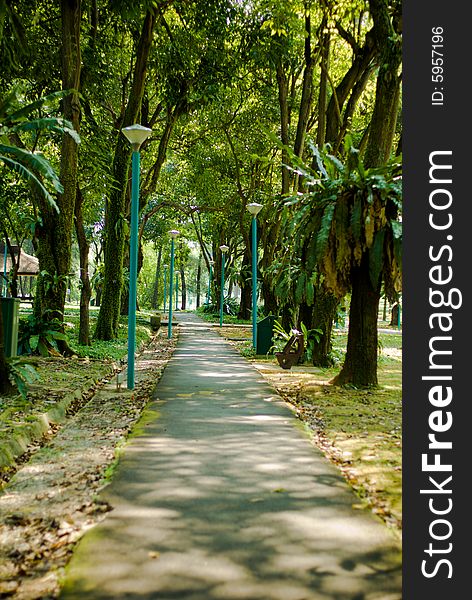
[163,265,168,313]
[2,243,7,297]
[219,245,229,327]
[175,272,179,310]
[168,230,180,338]
[122,123,152,390]
[246,202,263,349]
[206,259,214,305]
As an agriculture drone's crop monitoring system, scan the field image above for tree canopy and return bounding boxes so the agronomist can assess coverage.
[0,0,402,388]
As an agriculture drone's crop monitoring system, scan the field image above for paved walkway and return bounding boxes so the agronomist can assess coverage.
[60,314,401,600]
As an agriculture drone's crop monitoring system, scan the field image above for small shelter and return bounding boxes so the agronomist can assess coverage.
[1,243,39,298]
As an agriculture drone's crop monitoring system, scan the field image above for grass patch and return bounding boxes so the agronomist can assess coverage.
[17,305,154,360]
[302,381,401,530]
[61,307,153,360]
[1,306,155,463]
[196,307,251,325]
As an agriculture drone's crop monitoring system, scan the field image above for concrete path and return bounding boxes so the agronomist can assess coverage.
[60,314,401,600]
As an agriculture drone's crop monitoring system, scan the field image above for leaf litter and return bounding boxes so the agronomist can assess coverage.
[0,330,178,599]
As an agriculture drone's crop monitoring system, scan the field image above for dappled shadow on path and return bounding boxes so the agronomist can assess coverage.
[60,316,401,600]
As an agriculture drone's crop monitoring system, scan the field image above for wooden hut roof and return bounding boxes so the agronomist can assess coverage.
[0,245,39,276]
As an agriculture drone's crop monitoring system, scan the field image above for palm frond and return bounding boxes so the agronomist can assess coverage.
[0,144,63,193]
[5,90,75,122]
[12,118,80,144]
[0,154,59,212]
[307,140,328,177]
[315,203,335,260]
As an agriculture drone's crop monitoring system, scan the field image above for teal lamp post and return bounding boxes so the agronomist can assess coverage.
[175,272,179,310]
[246,202,263,348]
[206,259,214,304]
[219,245,229,327]
[2,243,7,297]
[168,230,180,338]
[163,264,168,313]
[122,124,152,390]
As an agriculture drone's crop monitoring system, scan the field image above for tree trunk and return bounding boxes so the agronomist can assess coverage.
[364,0,402,168]
[34,0,81,354]
[332,256,380,386]
[237,249,251,320]
[316,30,330,147]
[238,284,251,320]
[293,12,314,161]
[390,303,399,328]
[276,60,290,195]
[180,265,186,310]
[297,301,313,330]
[333,0,401,386]
[325,28,376,145]
[9,261,18,298]
[311,287,338,368]
[151,245,162,310]
[95,8,157,340]
[281,304,293,331]
[0,306,14,394]
[95,279,102,307]
[260,282,277,317]
[75,186,91,345]
[260,224,280,316]
[196,253,201,309]
[120,252,130,317]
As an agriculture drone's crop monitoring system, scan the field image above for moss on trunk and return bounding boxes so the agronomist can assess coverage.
[95,8,158,340]
[332,256,380,386]
[311,287,338,368]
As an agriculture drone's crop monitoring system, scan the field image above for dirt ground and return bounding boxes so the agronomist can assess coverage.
[0,331,178,599]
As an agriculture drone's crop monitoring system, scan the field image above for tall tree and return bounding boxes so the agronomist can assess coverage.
[34,0,81,349]
[94,7,159,339]
[333,0,401,385]
[287,141,402,386]
[74,186,92,345]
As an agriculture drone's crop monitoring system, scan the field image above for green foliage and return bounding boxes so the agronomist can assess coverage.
[0,89,80,211]
[40,270,69,296]
[272,318,292,342]
[6,358,40,399]
[299,322,322,363]
[270,319,321,361]
[283,138,402,301]
[197,295,239,317]
[196,306,252,325]
[239,344,256,358]
[68,315,152,360]
[18,310,69,357]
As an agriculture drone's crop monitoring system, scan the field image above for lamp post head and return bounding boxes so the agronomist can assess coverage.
[246,202,263,217]
[168,229,180,239]
[122,124,152,151]
[220,245,229,254]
